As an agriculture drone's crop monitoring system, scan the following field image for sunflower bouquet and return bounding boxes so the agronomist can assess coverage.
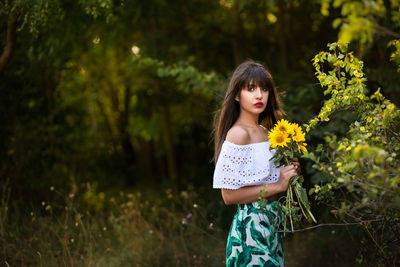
[264,119,316,233]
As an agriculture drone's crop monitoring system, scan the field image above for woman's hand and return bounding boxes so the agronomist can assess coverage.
[278,164,299,192]
[289,157,301,174]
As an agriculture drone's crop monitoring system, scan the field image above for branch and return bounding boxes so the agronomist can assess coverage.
[277,218,383,233]
[373,21,400,39]
[353,178,395,196]
[0,13,18,73]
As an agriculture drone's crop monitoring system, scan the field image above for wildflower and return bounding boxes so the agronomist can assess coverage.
[186,213,192,219]
[180,191,189,199]
[314,185,321,193]
[193,203,198,208]
[268,129,290,149]
[50,186,55,191]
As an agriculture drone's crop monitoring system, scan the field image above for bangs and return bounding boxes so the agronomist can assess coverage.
[242,65,272,89]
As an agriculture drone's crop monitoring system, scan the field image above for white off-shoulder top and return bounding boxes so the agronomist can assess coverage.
[213,140,281,190]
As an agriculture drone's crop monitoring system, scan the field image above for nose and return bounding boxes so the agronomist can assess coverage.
[255,87,263,99]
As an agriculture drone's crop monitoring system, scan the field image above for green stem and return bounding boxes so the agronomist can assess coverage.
[307,206,317,223]
[283,201,287,236]
[289,185,294,232]
[284,185,291,236]
[284,156,291,166]
[294,184,307,221]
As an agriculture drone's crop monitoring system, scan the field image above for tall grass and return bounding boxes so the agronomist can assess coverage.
[1,181,373,266]
[0,183,226,266]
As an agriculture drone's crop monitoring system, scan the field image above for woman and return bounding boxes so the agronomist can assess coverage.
[213,61,300,266]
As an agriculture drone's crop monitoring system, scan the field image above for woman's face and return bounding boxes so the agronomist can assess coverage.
[235,81,269,115]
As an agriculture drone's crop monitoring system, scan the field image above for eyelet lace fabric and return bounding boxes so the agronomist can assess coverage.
[213,141,281,190]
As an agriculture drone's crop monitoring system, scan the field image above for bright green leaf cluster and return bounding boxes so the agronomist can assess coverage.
[307,42,400,262]
[388,39,400,72]
[319,0,397,52]
[78,0,114,22]
[307,42,368,131]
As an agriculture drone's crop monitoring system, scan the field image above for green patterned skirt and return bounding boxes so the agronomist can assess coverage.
[226,201,284,267]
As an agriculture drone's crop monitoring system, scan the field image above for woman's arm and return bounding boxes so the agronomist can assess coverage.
[221,126,300,205]
[221,164,299,205]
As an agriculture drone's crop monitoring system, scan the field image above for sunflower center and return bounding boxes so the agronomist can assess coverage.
[276,135,284,143]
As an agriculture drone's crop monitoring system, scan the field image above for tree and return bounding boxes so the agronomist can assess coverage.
[306,42,400,266]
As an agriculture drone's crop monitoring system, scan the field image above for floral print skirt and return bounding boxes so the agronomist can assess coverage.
[226,201,284,267]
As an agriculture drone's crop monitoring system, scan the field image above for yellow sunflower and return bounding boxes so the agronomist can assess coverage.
[269,129,290,149]
[275,119,294,135]
[291,123,306,142]
[297,142,308,153]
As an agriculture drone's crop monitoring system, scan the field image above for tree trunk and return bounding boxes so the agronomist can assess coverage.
[0,14,17,73]
[45,58,56,162]
[133,138,154,183]
[95,97,118,153]
[277,0,289,72]
[231,0,247,65]
[118,84,135,163]
[160,104,178,188]
[287,3,297,69]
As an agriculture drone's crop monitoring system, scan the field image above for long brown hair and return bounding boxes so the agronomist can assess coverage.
[213,60,285,163]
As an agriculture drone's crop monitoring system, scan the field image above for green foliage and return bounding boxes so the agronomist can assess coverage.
[318,0,399,51]
[307,42,368,129]
[57,42,224,188]
[0,0,114,36]
[78,0,114,22]
[0,0,63,36]
[305,43,400,265]
[388,39,400,71]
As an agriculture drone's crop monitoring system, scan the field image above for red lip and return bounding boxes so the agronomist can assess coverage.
[254,102,264,107]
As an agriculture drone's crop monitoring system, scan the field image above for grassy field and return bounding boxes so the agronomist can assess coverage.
[1,184,226,266]
[1,184,362,266]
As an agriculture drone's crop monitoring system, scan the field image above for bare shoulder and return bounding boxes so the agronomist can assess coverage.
[226,125,251,145]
